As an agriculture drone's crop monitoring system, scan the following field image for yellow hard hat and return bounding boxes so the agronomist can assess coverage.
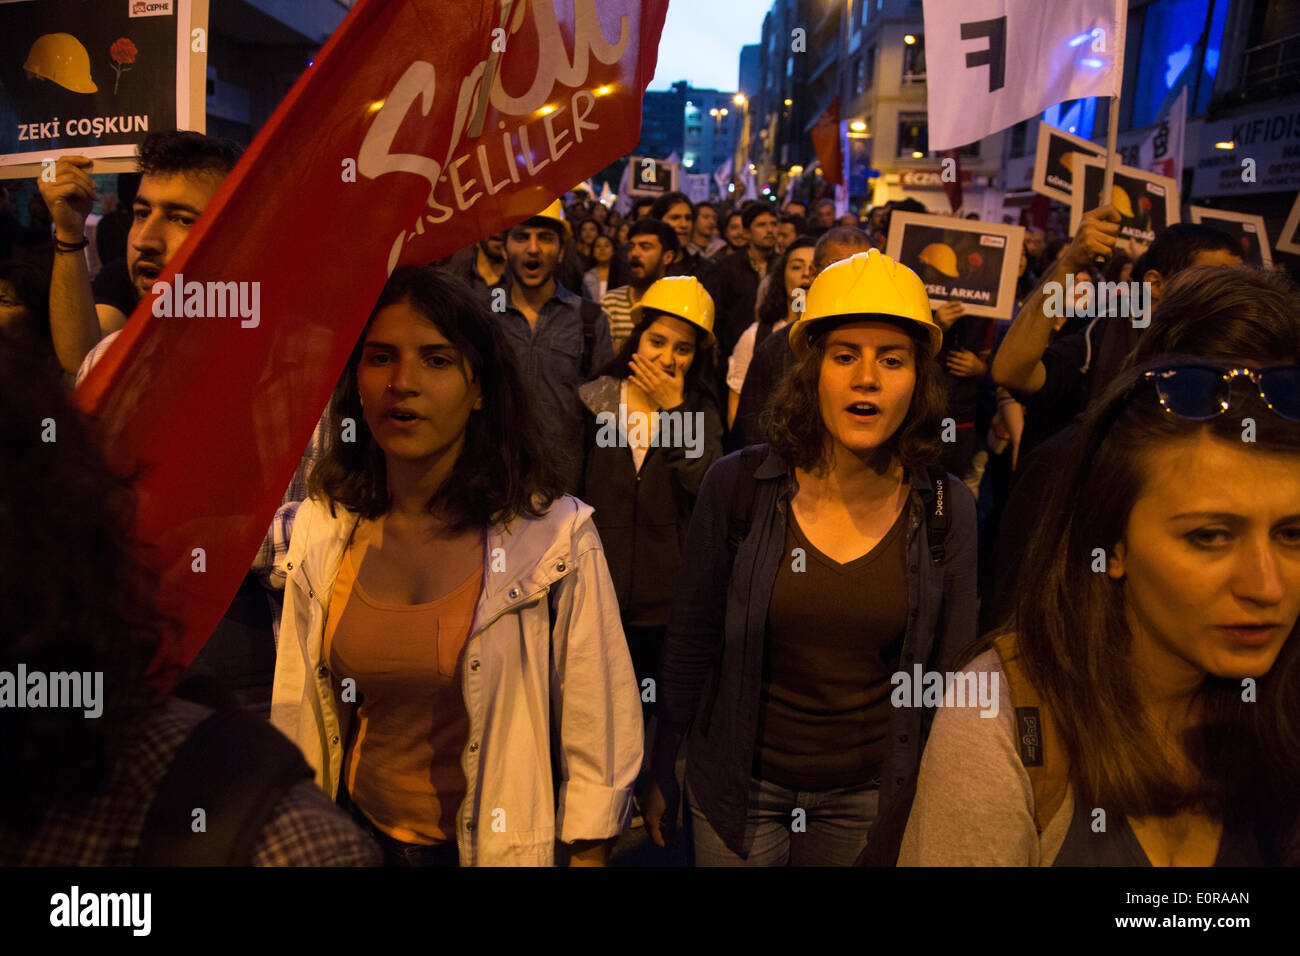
[23,33,97,94]
[790,249,942,358]
[525,199,569,238]
[1110,184,1134,218]
[918,242,959,278]
[633,276,715,347]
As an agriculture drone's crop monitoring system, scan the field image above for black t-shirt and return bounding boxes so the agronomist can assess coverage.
[92,258,138,317]
[754,505,909,790]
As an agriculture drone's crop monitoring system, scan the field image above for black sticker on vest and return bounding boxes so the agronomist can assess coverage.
[1015,707,1043,767]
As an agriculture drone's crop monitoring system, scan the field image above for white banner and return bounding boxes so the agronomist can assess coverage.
[683,173,712,202]
[922,0,1125,151]
[713,157,733,199]
[1117,87,1186,180]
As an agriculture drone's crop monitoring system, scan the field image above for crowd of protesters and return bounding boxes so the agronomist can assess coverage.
[1,129,1297,868]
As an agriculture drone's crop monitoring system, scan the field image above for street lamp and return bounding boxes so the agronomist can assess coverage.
[733,93,745,106]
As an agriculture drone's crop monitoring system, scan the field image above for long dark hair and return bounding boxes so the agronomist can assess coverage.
[762,325,947,473]
[755,237,816,327]
[0,346,174,826]
[595,307,717,404]
[1010,358,1300,858]
[309,267,561,531]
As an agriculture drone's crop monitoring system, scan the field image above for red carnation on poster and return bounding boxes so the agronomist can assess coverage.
[110,37,137,94]
[967,252,982,268]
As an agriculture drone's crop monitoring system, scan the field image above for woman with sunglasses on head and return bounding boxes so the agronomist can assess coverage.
[269,267,642,867]
[899,272,1300,864]
[578,277,723,721]
[643,250,979,866]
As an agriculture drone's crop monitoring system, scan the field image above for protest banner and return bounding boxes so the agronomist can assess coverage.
[625,155,679,197]
[1188,206,1273,269]
[76,0,669,675]
[1031,121,1105,204]
[0,0,208,177]
[1070,155,1179,260]
[886,211,1025,319]
[1277,192,1300,256]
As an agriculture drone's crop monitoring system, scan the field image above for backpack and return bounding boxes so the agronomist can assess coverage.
[698,446,954,736]
[989,631,1069,834]
[134,677,314,865]
[578,299,600,378]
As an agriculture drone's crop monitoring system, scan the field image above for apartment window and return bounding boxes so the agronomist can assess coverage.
[864,46,875,90]
[902,34,926,84]
[898,113,928,157]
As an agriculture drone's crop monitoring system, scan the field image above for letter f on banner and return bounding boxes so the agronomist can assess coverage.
[961,17,1006,92]
[922,0,1126,152]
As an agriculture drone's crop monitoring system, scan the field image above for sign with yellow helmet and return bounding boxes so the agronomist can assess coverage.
[1069,156,1180,262]
[885,211,1026,320]
[1,0,209,177]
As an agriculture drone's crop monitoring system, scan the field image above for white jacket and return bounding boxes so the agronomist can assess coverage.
[269,494,643,866]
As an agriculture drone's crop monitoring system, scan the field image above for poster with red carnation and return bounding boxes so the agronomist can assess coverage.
[1069,155,1180,262]
[886,211,1026,319]
[0,0,209,176]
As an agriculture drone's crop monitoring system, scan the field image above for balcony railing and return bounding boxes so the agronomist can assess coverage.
[1240,31,1300,89]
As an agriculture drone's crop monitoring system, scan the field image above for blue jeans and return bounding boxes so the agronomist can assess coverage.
[689,775,879,866]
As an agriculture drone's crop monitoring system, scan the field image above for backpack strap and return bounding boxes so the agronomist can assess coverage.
[990,632,1069,835]
[136,707,314,865]
[578,299,600,379]
[923,467,952,565]
[725,446,767,559]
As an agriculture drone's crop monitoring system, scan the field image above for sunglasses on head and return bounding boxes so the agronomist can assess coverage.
[1140,364,1300,422]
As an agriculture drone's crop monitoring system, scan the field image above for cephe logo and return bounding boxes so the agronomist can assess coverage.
[130,0,174,17]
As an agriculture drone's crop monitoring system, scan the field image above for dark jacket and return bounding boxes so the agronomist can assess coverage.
[659,446,979,857]
[578,376,724,627]
[704,249,767,360]
[730,323,794,452]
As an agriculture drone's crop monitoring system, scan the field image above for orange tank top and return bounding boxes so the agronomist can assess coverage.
[324,540,481,844]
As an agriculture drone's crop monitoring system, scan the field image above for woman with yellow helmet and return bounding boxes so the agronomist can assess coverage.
[578,276,724,723]
[644,249,979,866]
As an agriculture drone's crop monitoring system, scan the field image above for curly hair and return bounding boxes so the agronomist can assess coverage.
[309,266,562,530]
[0,346,174,825]
[761,323,948,473]
[138,130,243,180]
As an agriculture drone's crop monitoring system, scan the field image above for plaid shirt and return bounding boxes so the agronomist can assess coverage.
[0,696,380,866]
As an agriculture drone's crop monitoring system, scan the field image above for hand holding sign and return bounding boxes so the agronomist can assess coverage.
[934,300,966,331]
[38,155,98,243]
[1065,203,1120,272]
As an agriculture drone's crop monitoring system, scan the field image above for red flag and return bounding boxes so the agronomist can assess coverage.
[939,147,963,214]
[75,0,670,679]
[811,97,842,187]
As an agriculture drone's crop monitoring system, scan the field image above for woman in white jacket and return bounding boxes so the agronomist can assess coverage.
[269,266,643,867]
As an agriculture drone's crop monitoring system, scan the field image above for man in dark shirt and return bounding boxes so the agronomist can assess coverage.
[705,203,779,365]
[491,201,614,493]
[442,231,508,298]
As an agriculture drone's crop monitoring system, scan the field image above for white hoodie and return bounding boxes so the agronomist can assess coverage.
[269,494,642,866]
